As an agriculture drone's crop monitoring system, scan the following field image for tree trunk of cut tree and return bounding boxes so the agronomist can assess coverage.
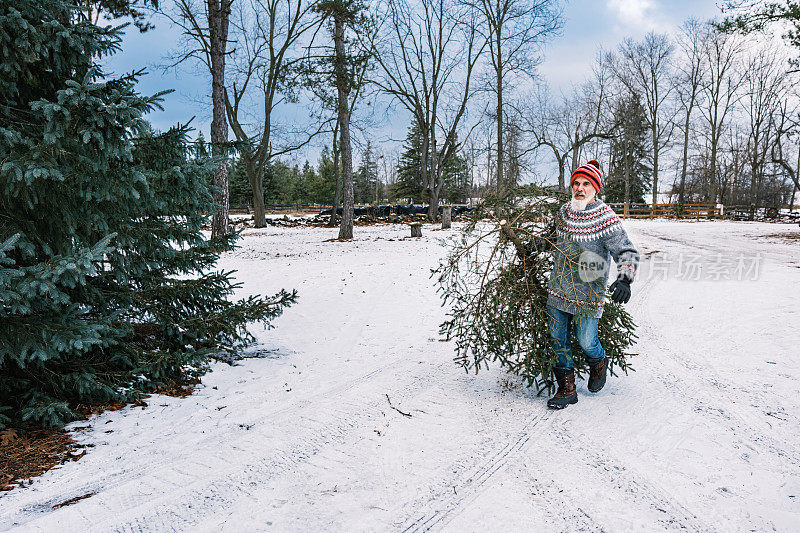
[442,206,451,229]
[427,187,439,221]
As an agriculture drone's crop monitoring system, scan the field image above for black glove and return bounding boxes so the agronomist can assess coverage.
[609,277,632,304]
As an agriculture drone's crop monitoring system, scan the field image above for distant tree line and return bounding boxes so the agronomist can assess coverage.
[89,0,800,239]
[520,17,800,209]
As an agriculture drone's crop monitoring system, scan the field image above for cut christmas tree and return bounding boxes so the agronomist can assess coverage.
[434,186,638,394]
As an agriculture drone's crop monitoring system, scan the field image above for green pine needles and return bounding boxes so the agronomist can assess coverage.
[0,1,295,429]
[434,186,637,394]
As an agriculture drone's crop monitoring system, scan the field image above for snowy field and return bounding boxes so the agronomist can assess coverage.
[2,219,799,532]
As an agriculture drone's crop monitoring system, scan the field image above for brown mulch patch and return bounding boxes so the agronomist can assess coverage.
[152,375,201,398]
[1,373,201,494]
[0,429,86,492]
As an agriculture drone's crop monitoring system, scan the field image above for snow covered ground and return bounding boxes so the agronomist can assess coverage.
[2,219,799,532]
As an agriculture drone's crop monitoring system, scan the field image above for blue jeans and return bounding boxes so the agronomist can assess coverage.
[546,306,606,370]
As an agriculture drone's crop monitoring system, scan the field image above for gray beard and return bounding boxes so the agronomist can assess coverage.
[570,196,592,211]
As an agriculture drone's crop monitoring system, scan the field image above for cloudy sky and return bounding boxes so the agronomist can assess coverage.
[540,0,723,87]
[102,0,726,161]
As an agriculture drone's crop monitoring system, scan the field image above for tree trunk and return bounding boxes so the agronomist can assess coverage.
[495,44,504,193]
[427,126,439,221]
[328,125,341,227]
[793,144,800,212]
[442,206,452,229]
[571,132,580,173]
[709,120,719,203]
[428,187,438,221]
[208,0,231,238]
[420,124,431,218]
[243,152,266,228]
[652,128,659,205]
[623,136,630,216]
[749,131,760,204]
[678,109,691,204]
[333,14,354,240]
[250,171,266,228]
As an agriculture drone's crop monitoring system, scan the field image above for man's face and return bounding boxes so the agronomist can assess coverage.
[571,177,596,202]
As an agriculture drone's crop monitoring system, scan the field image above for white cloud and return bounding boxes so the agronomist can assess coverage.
[606,0,665,31]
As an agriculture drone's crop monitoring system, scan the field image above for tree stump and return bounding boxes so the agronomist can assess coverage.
[442,206,452,229]
[410,222,422,238]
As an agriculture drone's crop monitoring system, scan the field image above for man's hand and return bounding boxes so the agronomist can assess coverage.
[609,277,632,304]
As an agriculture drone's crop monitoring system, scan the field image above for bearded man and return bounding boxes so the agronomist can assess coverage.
[535,160,640,409]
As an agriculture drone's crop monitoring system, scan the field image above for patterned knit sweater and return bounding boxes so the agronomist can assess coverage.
[542,199,639,318]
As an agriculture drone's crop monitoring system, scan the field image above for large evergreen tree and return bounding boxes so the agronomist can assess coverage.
[392,121,470,204]
[228,156,253,207]
[310,145,337,204]
[605,94,652,204]
[392,121,427,203]
[441,152,470,204]
[0,1,295,429]
[354,140,378,204]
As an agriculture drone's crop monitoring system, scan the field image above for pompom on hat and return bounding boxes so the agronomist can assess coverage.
[570,160,603,192]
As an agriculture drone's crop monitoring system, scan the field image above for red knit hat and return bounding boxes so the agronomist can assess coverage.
[570,160,602,192]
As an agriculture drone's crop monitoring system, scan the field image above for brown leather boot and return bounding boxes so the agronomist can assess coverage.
[587,357,607,393]
[547,368,577,409]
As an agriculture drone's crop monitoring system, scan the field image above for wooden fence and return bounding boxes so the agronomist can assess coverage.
[607,203,720,220]
[230,202,799,222]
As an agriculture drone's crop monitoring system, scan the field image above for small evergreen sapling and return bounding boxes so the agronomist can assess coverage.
[434,186,638,394]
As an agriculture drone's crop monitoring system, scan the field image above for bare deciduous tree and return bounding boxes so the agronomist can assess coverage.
[519,57,614,190]
[312,0,373,240]
[208,0,233,236]
[673,19,706,204]
[610,32,676,205]
[741,46,790,203]
[168,0,234,236]
[699,27,744,202]
[225,0,322,227]
[772,99,800,192]
[464,0,563,193]
[169,0,321,228]
[372,0,486,220]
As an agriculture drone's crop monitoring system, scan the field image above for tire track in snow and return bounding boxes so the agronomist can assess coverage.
[395,410,551,533]
[547,425,713,532]
[640,310,800,470]
[99,369,446,533]
[391,244,664,532]
[393,409,606,533]
[1,247,440,529]
[5,358,451,533]
[0,355,420,530]
[393,231,706,533]
[634,228,800,470]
